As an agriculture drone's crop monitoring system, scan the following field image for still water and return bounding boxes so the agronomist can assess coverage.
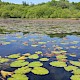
[0,32,80,80]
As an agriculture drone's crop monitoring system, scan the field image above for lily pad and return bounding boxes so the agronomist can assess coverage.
[72,69,80,75]
[64,65,78,71]
[70,61,80,67]
[1,70,13,78]
[14,66,31,74]
[8,74,29,80]
[28,61,43,67]
[70,75,80,80]
[35,51,42,54]
[28,54,39,59]
[8,53,20,59]
[56,55,67,59]
[50,61,67,67]
[0,57,9,63]
[31,67,49,75]
[10,60,29,67]
[39,58,49,61]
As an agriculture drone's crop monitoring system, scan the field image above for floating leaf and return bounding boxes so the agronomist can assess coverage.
[2,42,11,45]
[31,45,38,47]
[0,57,9,63]
[38,42,46,44]
[28,54,39,59]
[39,58,49,61]
[72,69,80,75]
[70,61,80,67]
[17,56,27,60]
[8,53,20,59]
[14,66,31,74]
[64,65,78,71]
[23,53,31,57]
[1,70,13,78]
[31,67,49,75]
[8,74,29,80]
[10,60,29,67]
[70,75,80,80]
[56,55,67,59]
[50,61,67,67]
[35,51,42,54]
[28,61,43,67]
[69,54,76,57]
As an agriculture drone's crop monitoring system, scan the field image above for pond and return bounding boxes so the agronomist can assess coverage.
[0,32,80,80]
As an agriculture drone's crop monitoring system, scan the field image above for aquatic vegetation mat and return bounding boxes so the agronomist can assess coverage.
[0,33,80,80]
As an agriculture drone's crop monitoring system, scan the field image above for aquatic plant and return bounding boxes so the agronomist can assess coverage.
[14,66,31,74]
[35,51,42,54]
[56,55,67,59]
[8,53,20,59]
[28,54,39,59]
[28,61,43,67]
[0,70,13,78]
[31,45,38,47]
[8,74,29,80]
[2,42,11,45]
[72,69,80,75]
[0,57,9,63]
[38,42,46,44]
[70,61,80,67]
[17,56,27,60]
[10,60,29,67]
[31,67,49,75]
[50,61,67,67]
[39,58,49,61]
[64,65,78,71]
[23,53,31,57]
[70,75,80,80]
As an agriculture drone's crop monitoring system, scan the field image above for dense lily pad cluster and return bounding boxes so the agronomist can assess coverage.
[0,33,80,80]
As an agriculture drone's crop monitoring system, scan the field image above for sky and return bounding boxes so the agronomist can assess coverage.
[2,0,80,4]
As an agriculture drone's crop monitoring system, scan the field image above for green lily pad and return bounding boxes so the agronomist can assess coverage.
[56,55,67,59]
[31,45,38,47]
[8,53,20,59]
[8,74,29,80]
[2,42,11,45]
[28,54,39,59]
[38,42,46,44]
[70,75,80,80]
[15,66,31,74]
[28,61,43,67]
[72,69,80,75]
[39,58,49,61]
[70,61,80,67]
[0,57,9,63]
[10,60,29,67]
[31,67,49,75]
[64,65,78,71]
[35,51,42,54]
[50,61,67,67]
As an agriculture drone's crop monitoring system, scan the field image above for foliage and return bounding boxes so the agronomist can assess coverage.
[28,61,43,67]
[50,61,67,67]
[31,67,49,75]
[10,60,29,67]
[0,0,80,18]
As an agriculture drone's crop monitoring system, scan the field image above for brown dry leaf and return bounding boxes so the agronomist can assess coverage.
[17,56,26,60]
[0,70,13,78]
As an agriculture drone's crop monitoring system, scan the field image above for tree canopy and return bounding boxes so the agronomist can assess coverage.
[0,0,80,18]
